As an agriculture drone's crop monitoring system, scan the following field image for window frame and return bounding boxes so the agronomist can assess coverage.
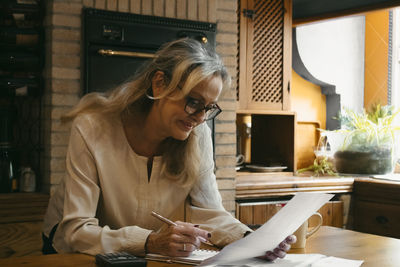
[390,8,400,108]
[390,8,400,164]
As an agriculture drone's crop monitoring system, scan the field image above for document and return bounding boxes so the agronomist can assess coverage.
[371,173,400,182]
[146,249,218,265]
[200,192,334,266]
[208,254,363,267]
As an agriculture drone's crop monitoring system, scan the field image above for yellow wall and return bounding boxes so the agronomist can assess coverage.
[291,70,326,169]
[364,10,389,107]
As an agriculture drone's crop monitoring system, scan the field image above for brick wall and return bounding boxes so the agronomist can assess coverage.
[42,0,238,213]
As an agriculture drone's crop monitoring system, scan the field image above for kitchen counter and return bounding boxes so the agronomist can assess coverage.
[235,172,400,230]
[235,171,353,228]
[236,171,355,199]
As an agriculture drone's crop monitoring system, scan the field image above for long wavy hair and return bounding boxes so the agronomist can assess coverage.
[62,38,230,185]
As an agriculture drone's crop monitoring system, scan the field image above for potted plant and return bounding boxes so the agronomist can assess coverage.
[323,104,400,174]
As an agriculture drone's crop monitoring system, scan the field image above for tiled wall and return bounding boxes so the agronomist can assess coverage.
[42,0,238,213]
[364,10,389,107]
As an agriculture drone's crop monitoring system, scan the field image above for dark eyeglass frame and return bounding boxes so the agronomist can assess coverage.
[184,96,222,121]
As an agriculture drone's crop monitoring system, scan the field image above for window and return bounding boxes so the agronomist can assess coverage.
[390,8,400,108]
[390,8,400,162]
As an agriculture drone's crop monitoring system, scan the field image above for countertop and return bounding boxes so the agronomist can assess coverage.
[236,171,400,199]
[236,171,355,199]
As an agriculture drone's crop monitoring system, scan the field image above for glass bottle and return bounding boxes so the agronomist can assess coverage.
[0,143,17,193]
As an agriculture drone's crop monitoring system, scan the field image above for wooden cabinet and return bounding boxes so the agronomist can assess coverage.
[237,0,292,111]
[236,199,344,228]
[235,175,354,229]
[237,112,296,172]
[236,200,285,226]
[251,112,296,172]
[236,0,294,173]
[0,193,49,258]
[236,176,354,230]
[353,179,400,238]
[0,0,45,192]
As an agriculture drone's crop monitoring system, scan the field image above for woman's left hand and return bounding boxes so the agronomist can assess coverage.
[258,235,297,261]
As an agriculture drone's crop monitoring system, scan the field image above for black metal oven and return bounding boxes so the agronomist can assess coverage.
[83,8,216,94]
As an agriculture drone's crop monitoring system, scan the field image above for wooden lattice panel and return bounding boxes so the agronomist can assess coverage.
[237,0,242,101]
[252,0,284,104]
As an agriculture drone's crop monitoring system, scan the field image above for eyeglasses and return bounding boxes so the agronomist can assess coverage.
[184,96,222,120]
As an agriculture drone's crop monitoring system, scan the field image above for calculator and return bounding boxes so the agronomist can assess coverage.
[95,252,147,267]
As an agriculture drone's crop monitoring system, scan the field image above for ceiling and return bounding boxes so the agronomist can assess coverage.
[293,0,400,24]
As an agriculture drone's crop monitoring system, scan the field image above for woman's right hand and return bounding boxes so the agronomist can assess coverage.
[145,221,211,257]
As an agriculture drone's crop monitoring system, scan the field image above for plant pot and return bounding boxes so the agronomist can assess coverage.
[334,148,395,174]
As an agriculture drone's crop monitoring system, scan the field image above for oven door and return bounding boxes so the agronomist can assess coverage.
[85,44,156,94]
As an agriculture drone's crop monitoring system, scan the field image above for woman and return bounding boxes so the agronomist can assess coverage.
[42,38,295,260]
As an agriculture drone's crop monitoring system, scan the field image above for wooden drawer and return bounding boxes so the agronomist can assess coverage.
[354,179,400,204]
[236,200,343,228]
[353,200,400,238]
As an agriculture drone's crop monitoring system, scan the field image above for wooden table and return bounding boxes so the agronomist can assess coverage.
[1,226,400,267]
[293,226,400,266]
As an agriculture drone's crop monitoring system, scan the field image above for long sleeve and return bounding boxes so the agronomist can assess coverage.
[187,124,252,247]
[53,117,152,256]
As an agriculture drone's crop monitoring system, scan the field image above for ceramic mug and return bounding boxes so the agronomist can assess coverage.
[236,154,245,166]
[291,212,323,249]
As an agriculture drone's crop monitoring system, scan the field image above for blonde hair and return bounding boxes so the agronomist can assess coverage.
[62,38,230,185]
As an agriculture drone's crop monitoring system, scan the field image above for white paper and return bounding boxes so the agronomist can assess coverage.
[146,249,218,264]
[310,255,364,267]
[206,254,363,267]
[371,173,400,181]
[200,193,334,266]
[214,254,324,266]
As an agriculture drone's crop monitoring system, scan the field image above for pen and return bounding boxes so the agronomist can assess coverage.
[151,211,214,247]
[151,211,177,226]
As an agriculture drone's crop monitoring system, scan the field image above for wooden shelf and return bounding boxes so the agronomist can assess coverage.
[0,193,49,224]
[236,109,296,115]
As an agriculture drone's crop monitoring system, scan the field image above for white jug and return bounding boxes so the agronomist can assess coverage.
[20,167,36,192]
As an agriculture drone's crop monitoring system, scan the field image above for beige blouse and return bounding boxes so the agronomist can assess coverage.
[43,112,250,256]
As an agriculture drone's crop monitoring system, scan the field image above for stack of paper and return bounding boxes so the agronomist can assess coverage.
[210,254,363,267]
[145,193,364,267]
[199,193,363,267]
[201,192,335,266]
[146,249,218,265]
